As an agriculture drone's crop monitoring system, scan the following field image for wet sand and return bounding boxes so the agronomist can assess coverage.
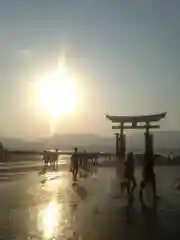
[0,156,180,239]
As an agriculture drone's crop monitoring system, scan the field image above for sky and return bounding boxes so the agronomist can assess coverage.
[0,0,180,139]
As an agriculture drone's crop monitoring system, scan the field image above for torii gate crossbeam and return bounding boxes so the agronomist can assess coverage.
[106,112,167,157]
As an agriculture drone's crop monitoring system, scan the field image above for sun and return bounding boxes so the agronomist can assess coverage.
[35,68,77,120]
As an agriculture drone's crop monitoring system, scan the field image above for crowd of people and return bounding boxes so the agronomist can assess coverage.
[42,149,59,168]
[42,148,156,207]
[70,148,98,181]
[42,147,97,181]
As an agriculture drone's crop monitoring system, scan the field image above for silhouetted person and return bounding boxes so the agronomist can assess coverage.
[139,152,157,211]
[124,152,136,196]
[43,150,50,167]
[92,153,98,165]
[0,142,4,162]
[168,151,175,161]
[50,152,53,166]
[79,151,84,167]
[71,148,79,181]
[43,150,46,166]
[54,149,59,166]
[83,150,88,169]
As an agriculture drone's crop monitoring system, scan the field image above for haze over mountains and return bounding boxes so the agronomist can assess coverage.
[1,131,180,153]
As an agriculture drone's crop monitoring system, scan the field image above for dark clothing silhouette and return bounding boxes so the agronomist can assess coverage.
[71,153,79,169]
[71,149,79,181]
[124,152,136,195]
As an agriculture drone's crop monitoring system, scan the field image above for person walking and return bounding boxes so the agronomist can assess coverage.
[124,152,137,196]
[71,148,79,181]
[139,152,157,210]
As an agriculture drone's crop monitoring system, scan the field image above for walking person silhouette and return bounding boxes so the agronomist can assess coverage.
[71,147,79,182]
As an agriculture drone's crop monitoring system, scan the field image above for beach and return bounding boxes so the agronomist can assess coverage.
[0,155,180,239]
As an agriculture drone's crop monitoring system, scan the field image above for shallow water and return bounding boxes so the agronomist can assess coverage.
[0,156,180,239]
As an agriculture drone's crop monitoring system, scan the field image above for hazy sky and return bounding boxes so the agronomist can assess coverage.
[0,0,180,139]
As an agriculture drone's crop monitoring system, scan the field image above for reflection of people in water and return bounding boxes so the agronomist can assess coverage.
[71,148,79,181]
[124,152,137,195]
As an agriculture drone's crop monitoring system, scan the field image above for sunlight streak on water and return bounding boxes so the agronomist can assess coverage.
[34,170,73,239]
[38,199,61,239]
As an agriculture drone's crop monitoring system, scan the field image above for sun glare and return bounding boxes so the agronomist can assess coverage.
[35,67,77,120]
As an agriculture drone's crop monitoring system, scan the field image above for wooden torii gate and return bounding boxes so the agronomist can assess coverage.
[106,112,167,210]
[106,112,167,157]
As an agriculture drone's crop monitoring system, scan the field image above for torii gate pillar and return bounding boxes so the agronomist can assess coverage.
[144,126,154,162]
[114,133,120,156]
[145,133,153,155]
[119,133,126,156]
[114,132,126,156]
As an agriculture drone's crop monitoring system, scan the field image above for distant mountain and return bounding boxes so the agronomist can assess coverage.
[1,131,180,152]
[127,131,180,149]
[0,134,114,151]
[0,138,28,150]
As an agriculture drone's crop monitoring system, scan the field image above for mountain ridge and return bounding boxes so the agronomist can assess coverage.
[1,131,180,151]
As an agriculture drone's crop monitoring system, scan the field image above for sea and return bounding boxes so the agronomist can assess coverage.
[128,148,180,157]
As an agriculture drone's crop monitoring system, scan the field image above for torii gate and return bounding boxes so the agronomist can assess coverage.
[106,112,167,210]
[106,112,167,158]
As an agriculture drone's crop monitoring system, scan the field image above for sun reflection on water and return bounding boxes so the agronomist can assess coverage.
[38,199,60,239]
[36,171,73,239]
